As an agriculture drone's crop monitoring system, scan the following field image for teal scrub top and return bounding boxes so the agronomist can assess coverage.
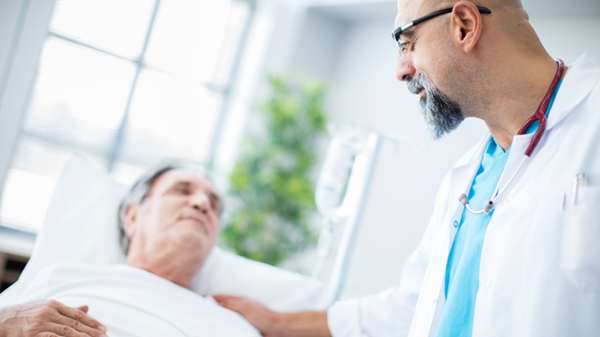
[435,81,562,337]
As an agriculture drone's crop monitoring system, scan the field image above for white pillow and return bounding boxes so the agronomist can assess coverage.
[0,155,322,313]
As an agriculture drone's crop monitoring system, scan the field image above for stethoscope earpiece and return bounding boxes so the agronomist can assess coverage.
[484,200,495,214]
[458,193,469,206]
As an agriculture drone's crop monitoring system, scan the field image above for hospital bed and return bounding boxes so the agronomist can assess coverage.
[0,126,395,320]
[0,155,323,317]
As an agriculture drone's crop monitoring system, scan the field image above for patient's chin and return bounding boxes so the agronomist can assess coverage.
[171,225,209,253]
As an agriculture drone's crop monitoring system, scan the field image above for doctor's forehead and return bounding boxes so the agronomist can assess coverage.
[395,0,423,26]
[394,0,447,27]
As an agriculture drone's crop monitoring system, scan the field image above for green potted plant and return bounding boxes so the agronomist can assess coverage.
[221,76,328,266]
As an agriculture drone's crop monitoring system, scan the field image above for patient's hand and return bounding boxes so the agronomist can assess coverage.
[0,300,108,337]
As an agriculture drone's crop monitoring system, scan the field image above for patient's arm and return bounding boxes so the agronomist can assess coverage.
[0,300,107,337]
[214,295,330,337]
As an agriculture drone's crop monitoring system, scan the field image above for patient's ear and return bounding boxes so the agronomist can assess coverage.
[124,204,141,238]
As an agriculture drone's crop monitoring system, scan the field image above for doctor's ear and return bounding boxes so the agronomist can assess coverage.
[124,204,141,238]
[451,1,484,53]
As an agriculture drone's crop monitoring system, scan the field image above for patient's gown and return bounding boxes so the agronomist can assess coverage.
[15,263,261,337]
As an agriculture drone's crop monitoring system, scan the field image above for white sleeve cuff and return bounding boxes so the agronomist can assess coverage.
[327,299,363,337]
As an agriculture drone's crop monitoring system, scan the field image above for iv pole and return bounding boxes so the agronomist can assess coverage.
[319,131,382,308]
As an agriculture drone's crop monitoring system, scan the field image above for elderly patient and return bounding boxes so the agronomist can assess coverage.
[0,163,260,337]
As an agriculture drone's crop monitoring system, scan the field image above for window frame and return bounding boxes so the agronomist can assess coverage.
[0,0,255,233]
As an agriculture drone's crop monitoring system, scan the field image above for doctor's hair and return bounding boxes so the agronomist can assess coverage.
[117,160,222,255]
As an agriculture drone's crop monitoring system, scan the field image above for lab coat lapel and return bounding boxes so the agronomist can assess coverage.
[447,135,490,247]
[495,135,529,199]
[409,207,451,337]
[410,136,488,337]
[496,54,600,194]
[545,53,600,132]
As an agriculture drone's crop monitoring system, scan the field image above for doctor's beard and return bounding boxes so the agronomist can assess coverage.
[407,74,465,139]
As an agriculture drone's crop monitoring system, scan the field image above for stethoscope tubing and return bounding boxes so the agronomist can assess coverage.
[459,59,565,215]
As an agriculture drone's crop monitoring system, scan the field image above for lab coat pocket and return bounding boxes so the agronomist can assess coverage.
[560,186,600,292]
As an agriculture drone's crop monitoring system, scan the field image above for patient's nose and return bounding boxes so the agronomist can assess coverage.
[190,192,211,214]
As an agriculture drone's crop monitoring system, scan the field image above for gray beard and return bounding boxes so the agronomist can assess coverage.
[407,74,465,139]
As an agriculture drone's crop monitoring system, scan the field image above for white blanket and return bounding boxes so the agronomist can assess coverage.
[15,263,261,337]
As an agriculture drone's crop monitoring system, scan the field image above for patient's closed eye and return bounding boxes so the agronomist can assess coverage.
[170,182,193,195]
[176,187,191,195]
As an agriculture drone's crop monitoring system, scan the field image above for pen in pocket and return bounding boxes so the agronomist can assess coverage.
[572,173,588,205]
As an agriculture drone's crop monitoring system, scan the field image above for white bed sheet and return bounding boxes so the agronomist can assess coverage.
[16,263,261,337]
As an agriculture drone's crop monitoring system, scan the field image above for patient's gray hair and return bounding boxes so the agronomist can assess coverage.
[117,160,221,255]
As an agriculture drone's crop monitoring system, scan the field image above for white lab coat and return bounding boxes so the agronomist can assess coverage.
[327,53,600,337]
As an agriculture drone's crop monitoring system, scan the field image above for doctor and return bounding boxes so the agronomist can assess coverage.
[215,0,600,336]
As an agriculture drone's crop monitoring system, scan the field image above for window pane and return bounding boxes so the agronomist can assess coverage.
[110,162,147,187]
[212,1,251,87]
[50,0,155,59]
[0,137,106,232]
[1,169,55,232]
[144,0,232,82]
[24,37,136,156]
[1,0,251,233]
[118,69,221,165]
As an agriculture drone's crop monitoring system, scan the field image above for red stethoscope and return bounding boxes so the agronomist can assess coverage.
[459,59,565,215]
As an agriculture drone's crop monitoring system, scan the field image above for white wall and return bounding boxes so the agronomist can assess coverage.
[323,19,488,300]
[279,4,600,300]
[0,0,28,196]
[0,1,25,89]
[0,0,57,203]
[529,15,600,64]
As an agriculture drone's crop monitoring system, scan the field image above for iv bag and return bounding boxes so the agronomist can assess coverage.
[315,126,370,222]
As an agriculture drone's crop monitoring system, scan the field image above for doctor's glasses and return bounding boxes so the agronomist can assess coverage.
[391,6,492,54]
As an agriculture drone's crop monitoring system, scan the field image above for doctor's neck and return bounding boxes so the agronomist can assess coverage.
[444,1,564,151]
[477,53,566,151]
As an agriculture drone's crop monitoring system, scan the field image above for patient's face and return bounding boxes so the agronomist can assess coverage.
[129,169,221,259]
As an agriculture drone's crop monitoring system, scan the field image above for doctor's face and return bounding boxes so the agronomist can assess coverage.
[394,0,465,139]
[128,169,221,259]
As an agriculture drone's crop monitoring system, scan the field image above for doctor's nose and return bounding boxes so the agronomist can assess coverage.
[395,52,416,82]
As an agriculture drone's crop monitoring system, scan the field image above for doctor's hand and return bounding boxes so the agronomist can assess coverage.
[0,300,108,337]
[214,295,331,337]
[214,295,278,336]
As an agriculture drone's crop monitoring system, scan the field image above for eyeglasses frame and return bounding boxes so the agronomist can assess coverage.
[391,6,492,52]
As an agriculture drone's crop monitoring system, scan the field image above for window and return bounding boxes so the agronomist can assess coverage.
[0,0,251,232]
